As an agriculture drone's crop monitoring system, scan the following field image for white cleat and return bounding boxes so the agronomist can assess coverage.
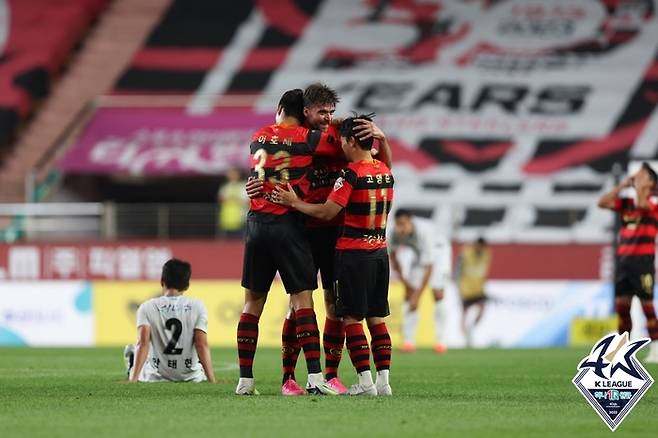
[645,341,658,364]
[305,372,338,395]
[235,377,260,395]
[123,344,135,375]
[348,382,378,396]
[375,382,392,396]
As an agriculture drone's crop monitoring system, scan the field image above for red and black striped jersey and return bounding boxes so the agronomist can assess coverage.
[304,125,347,227]
[614,196,658,259]
[249,124,323,217]
[328,159,394,250]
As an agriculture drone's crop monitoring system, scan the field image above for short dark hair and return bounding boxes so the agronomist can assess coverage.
[339,113,375,151]
[161,258,191,291]
[642,162,658,185]
[278,89,304,122]
[395,208,413,219]
[476,237,487,246]
[303,82,339,108]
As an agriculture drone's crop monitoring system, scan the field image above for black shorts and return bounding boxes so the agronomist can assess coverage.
[615,256,655,300]
[241,214,317,294]
[334,248,390,320]
[307,226,339,291]
[462,294,486,308]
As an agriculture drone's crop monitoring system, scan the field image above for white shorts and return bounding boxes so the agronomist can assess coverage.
[397,246,450,291]
[137,360,207,383]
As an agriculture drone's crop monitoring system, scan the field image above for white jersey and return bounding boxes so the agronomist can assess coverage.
[389,217,452,290]
[136,295,208,382]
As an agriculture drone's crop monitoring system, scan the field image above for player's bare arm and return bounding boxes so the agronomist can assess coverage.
[193,329,216,383]
[129,325,151,383]
[418,263,434,295]
[390,249,412,290]
[597,177,632,209]
[273,183,343,221]
[353,118,393,169]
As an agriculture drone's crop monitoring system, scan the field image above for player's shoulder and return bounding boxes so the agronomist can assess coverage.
[139,297,158,308]
[136,297,159,316]
[339,165,359,182]
[252,124,275,140]
[413,217,434,235]
[373,159,392,174]
[182,296,207,312]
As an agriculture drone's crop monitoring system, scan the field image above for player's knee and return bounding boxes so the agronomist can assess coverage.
[243,289,267,316]
[291,290,314,311]
[366,316,385,328]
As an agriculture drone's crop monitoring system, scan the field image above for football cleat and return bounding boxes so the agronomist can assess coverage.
[235,377,260,395]
[281,378,305,396]
[306,373,338,395]
[348,382,378,396]
[325,377,349,395]
[645,341,658,364]
[123,344,135,376]
[400,341,416,353]
[375,382,392,396]
[433,343,447,354]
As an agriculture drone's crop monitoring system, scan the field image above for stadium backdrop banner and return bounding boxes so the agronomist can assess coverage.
[1,279,645,348]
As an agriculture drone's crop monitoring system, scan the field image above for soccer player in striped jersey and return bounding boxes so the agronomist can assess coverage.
[598,162,658,363]
[248,84,350,395]
[236,89,338,395]
[274,115,394,396]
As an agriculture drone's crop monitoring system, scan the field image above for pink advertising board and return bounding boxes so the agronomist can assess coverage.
[58,108,274,175]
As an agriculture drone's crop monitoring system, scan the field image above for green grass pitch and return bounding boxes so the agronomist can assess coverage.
[0,347,656,437]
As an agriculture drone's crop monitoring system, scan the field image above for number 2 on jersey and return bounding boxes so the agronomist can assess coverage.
[163,318,183,355]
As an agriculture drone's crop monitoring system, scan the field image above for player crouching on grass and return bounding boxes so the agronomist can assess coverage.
[273,115,394,396]
[124,259,216,383]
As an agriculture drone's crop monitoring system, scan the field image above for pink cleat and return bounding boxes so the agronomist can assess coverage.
[400,341,416,353]
[325,377,348,395]
[281,378,306,396]
[434,343,447,354]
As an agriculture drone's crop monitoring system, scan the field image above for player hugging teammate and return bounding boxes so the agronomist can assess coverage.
[238,83,395,395]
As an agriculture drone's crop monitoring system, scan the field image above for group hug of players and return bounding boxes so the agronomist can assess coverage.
[124,83,397,395]
[235,84,394,396]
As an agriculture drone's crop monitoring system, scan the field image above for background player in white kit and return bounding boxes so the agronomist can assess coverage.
[389,209,452,353]
[124,259,216,383]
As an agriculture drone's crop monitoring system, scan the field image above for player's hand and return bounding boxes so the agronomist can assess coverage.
[273,183,298,206]
[331,117,344,126]
[621,176,633,189]
[354,119,385,141]
[245,177,264,199]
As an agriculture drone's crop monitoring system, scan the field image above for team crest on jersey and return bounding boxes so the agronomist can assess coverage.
[333,177,344,191]
[572,332,653,431]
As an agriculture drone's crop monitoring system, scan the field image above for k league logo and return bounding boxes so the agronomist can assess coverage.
[573,333,653,431]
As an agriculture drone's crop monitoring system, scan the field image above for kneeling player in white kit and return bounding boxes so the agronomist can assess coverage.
[124,258,216,383]
[389,209,452,353]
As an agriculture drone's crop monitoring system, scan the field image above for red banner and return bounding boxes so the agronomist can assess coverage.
[0,240,606,281]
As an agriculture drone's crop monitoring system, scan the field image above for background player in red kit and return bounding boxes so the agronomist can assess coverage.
[274,115,395,396]
[236,89,336,395]
[598,162,658,363]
